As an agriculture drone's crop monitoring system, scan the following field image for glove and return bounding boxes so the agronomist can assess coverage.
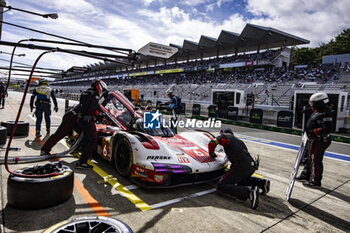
[30,106,34,112]
[209,152,217,158]
[54,106,58,112]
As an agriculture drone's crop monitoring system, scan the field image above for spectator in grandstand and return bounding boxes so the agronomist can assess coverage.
[30,79,58,137]
[0,81,8,109]
[208,128,270,209]
[296,92,333,187]
[165,88,180,134]
[75,80,108,169]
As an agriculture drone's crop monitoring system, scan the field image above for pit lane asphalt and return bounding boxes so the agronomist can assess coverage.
[1,91,349,233]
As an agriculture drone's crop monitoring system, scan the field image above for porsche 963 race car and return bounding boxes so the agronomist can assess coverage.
[69,91,228,187]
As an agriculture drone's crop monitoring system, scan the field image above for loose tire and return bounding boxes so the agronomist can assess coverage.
[1,120,29,136]
[114,137,133,177]
[7,162,74,210]
[43,216,133,233]
[0,126,6,145]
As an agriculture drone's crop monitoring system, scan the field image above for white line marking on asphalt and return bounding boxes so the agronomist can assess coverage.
[150,188,216,209]
[124,185,138,190]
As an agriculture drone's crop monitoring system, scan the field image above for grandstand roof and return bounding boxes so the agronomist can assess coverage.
[80,23,309,72]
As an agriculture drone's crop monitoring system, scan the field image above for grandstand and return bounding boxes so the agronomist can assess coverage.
[49,23,350,132]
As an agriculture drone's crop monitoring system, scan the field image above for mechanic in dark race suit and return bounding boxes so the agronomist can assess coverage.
[297,92,333,187]
[165,88,179,134]
[208,128,270,209]
[75,80,108,169]
[30,79,58,137]
[0,81,8,108]
[40,104,81,156]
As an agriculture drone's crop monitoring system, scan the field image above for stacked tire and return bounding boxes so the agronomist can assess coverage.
[0,126,6,145]
[7,162,74,210]
[1,121,30,136]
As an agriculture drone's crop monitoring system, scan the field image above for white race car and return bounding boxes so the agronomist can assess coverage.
[74,91,228,187]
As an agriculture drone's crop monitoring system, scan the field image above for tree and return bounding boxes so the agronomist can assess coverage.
[290,28,350,67]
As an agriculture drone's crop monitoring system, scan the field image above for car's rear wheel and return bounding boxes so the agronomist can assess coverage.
[114,137,133,177]
[43,216,133,233]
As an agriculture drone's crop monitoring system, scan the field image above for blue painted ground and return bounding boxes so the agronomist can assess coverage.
[235,133,350,163]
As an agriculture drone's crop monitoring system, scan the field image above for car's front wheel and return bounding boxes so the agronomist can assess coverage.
[113,137,133,177]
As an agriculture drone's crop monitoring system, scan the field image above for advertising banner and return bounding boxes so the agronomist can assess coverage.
[208,105,218,118]
[250,108,263,124]
[277,111,294,128]
[226,106,239,121]
[192,104,201,116]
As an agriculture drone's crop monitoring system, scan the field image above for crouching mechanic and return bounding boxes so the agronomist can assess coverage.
[297,92,333,187]
[208,128,270,209]
[75,80,108,169]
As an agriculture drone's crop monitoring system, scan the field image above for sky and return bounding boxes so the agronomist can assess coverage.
[0,0,349,80]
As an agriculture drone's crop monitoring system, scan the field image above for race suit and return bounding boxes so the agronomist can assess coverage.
[166,95,179,134]
[41,105,81,154]
[77,88,101,164]
[208,133,266,200]
[300,107,333,185]
[0,84,7,108]
[30,85,58,133]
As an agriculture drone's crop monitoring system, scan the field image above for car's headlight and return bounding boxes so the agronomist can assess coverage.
[152,163,192,174]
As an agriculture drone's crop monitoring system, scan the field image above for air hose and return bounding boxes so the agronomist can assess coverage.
[3,49,63,178]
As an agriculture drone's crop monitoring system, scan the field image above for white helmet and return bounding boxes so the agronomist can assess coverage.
[309,92,329,110]
[165,88,173,96]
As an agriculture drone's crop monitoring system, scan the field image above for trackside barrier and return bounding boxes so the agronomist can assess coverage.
[190,115,350,144]
[250,108,263,124]
[277,111,293,128]
[208,105,218,118]
[226,106,239,121]
[192,104,201,116]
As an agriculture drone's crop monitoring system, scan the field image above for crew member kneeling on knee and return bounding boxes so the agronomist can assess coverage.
[208,128,270,209]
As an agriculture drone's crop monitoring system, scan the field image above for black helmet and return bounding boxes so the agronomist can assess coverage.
[39,79,48,86]
[220,128,233,135]
[309,92,329,110]
[91,80,108,97]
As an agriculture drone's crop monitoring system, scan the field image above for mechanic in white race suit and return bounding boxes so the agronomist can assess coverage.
[30,79,58,137]
[208,128,270,209]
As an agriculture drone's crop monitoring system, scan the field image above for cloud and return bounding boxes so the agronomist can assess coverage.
[1,0,349,74]
[245,0,350,46]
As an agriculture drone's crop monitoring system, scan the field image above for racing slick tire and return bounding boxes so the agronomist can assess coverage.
[0,126,7,145]
[43,216,133,233]
[114,137,133,177]
[7,162,74,210]
[1,120,29,136]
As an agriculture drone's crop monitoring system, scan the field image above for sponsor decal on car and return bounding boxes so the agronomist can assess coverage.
[177,156,190,164]
[146,155,171,160]
[135,167,149,179]
[154,174,164,183]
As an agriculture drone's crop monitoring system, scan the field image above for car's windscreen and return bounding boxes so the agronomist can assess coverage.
[103,95,134,129]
